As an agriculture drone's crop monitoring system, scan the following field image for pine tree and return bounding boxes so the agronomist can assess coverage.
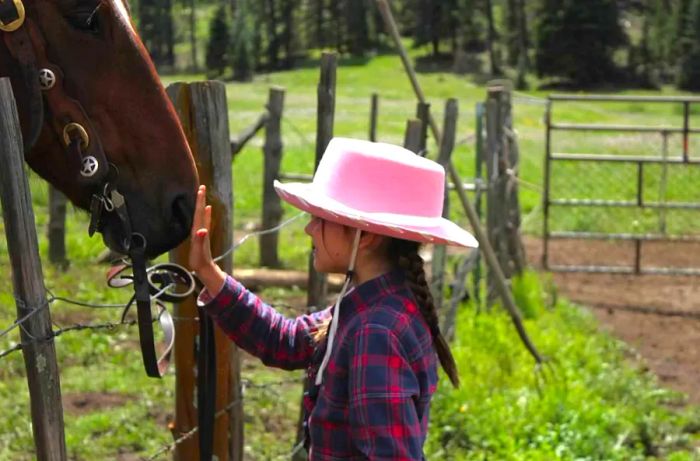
[231,0,256,81]
[205,6,230,78]
[678,0,700,90]
[345,0,371,56]
[535,0,626,87]
[413,0,459,57]
[138,0,175,68]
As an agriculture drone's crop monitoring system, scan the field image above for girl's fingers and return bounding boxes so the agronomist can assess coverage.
[204,205,212,232]
[192,185,206,233]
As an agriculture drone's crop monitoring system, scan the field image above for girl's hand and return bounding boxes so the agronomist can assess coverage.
[189,185,226,294]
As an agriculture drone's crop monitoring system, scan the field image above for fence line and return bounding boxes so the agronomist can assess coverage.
[147,376,305,461]
[2,53,538,459]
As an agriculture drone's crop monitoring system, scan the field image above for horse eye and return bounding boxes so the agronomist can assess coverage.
[67,6,101,34]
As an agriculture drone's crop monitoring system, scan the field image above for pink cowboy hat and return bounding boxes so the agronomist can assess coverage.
[274,138,478,248]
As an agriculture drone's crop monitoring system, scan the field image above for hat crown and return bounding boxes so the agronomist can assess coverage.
[311,138,445,219]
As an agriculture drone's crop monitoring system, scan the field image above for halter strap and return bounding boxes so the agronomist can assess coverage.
[1,4,109,184]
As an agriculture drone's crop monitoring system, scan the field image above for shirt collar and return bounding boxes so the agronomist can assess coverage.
[339,268,407,318]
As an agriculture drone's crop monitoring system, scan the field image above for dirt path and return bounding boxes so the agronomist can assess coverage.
[524,237,700,404]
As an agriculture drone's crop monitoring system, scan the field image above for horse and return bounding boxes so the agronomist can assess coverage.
[0,0,198,259]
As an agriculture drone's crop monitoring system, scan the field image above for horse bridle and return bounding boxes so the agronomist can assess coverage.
[0,0,173,379]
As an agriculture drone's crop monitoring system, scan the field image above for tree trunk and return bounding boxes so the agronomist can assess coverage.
[315,0,325,48]
[189,0,197,71]
[265,0,279,68]
[484,0,501,75]
[281,0,294,68]
[330,0,342,52]
[165,0,174,67]
[515,0,529,88]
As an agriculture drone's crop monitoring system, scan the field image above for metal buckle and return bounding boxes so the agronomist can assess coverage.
[0,0,26,32]
[62,122,90,149]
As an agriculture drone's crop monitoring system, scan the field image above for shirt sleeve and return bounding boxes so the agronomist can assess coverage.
[348,323,424,460]
[198,275,331,370]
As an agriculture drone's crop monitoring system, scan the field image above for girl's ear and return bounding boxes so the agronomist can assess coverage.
[358,232,386,251]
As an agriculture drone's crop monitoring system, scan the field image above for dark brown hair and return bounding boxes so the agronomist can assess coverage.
[387,238,460,388]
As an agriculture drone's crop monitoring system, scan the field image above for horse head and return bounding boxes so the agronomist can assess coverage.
[0,0,198,259]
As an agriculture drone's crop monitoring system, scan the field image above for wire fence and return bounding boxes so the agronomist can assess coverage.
[0,212,312,459]
[0,85,547,459]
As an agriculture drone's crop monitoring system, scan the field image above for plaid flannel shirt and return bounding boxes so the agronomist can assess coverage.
[199,269,438,461]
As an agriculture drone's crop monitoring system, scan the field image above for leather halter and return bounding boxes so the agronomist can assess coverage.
[0,0,170,379]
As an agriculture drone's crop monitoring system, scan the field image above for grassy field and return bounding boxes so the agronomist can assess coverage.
[1,52,700,459]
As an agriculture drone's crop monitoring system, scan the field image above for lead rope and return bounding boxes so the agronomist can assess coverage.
[315,229,362,386]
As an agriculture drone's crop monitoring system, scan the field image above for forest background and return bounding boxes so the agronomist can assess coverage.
[135,0,700,91]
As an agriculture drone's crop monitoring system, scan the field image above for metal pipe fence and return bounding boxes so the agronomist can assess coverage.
[543,94,700,276]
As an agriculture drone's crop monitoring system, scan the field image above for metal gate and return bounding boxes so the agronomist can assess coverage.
[543,94,700,276]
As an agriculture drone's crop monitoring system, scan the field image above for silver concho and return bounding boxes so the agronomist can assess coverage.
[38,68,57,91]
[80,156,99,177]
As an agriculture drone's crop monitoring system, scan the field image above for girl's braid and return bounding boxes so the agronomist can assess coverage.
[389,239,460,388]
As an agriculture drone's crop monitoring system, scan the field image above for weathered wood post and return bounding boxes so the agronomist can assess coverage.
[403,119,423,153]
[0,78,67,460]
[260,86,285,268]
[485,80,526,302]
[307,52,337,313]
[416,102,430,156]
[369,93,379,141]
[293,52,338,460]
[431,99,458,310]
[47,185,68,268]
[473,102,486,306]
[167,81,242,461]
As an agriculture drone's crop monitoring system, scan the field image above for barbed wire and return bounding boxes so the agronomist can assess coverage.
[0,298,51,341]
[0,316,140,360]
[146,375,305,460]
[0,209,306,363]
[214,212,306,264]
[281,115,316,152]
[512,92,548,106]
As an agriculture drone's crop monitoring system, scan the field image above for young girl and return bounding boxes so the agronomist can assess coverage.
[190,138,478,460]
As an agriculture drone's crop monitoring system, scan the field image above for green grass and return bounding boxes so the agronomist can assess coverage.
[1,53,700,459]
[426,270,700,460]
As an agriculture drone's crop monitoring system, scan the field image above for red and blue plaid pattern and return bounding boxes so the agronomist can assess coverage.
[199,270,438,460]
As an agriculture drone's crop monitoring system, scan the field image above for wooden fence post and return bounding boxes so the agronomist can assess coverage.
[261,86,285,268]
[47,185,68,268]
[307,52,337,313]
[369,93,379,141]
[473,102,486,307]
[416,102,430,156]
[431,99,458,310]
[292,52,338,461]
[0,78,67,460]
[167,81,242,461]
[485,80,526,302]
[403,119,423,153]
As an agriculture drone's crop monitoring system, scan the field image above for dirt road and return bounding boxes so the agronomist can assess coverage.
[525,237,700,404]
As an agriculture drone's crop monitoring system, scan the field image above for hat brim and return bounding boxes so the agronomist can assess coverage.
[274,181,479,248]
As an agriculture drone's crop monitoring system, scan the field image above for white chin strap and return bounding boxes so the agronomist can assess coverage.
[315,228,362,386]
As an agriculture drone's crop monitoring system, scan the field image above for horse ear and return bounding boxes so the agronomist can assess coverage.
[120,0,132,17]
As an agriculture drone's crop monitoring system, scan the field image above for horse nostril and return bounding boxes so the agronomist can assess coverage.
[170,194,194,233]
